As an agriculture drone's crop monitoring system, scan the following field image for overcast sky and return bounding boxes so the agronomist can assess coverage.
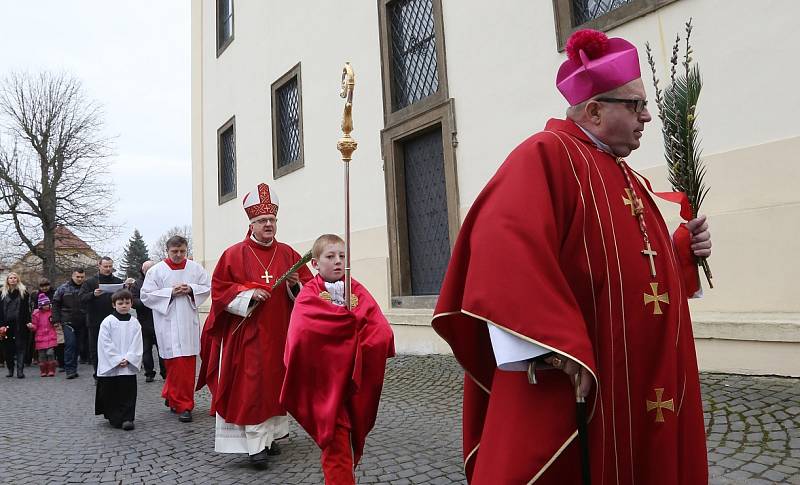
[0,1,191,262]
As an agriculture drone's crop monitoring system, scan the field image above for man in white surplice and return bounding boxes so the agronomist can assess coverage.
[141,235,211,423]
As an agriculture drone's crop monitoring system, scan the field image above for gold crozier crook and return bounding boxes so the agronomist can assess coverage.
[336,63,358,309]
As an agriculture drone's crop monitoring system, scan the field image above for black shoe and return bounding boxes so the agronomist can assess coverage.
[66,373,79,379]
[5,369,13,378]
[267,442,281,456]
[122,421,135,431]
[178,411,192,423]
[145,375,154,383]
[16,371,24,379]
[249,448,269,470]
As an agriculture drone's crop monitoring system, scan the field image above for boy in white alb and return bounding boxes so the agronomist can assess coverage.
[95,289,143,431]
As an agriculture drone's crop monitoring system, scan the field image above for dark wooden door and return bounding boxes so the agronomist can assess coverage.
[401,128,450,295]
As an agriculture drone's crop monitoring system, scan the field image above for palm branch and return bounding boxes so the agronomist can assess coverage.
[646,19,713,287]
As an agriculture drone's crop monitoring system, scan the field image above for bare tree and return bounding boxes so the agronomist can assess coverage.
[151,224,193,261]
[0,71,116,282]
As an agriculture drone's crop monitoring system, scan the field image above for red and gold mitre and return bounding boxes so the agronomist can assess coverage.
[242,183,279,221]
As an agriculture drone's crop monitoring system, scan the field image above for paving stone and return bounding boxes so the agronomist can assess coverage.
[2,357,799,483]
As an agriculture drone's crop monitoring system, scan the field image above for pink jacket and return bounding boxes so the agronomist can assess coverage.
[30,309,57,350]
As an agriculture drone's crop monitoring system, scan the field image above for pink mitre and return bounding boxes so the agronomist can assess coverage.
[243,183,279,221]
[556,29,641,106]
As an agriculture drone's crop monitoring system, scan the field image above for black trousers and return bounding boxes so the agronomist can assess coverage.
[141,325,166,379]
[88,326,100,376]
[77,325,89,362]
[1,334,27,375]
[95,375,137,426]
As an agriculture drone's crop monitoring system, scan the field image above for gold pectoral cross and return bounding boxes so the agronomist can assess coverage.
[623,188,643,216]
[646,388,675,423]
[261,270,273,285]
[642,241,658,277]
[643,282,669,315]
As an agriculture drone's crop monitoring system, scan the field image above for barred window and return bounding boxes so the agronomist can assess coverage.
[572,0,633,25]
[217,0,234,56]
[553,0,678,51]
[217,117,236,204]
[388,0,440,111]
[271,64,304,178]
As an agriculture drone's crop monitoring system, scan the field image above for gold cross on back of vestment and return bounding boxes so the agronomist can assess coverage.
[643,282,669,315]
[646,387,674,423]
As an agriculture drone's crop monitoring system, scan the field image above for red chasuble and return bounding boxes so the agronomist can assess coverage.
[197,236,312,425]
[432,119,707,484]
[280,275,395,465]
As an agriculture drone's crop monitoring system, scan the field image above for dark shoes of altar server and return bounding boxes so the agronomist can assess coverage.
[145,375,155,383]
[267,442,281,456]
[122,421,135,431]
[178,410,193,423]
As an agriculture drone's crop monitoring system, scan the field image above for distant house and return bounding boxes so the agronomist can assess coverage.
[9,226,99,287]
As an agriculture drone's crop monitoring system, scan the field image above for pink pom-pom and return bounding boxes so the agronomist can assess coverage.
[566,29,609,63]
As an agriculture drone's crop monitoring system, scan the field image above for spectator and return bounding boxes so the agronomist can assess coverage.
[0,272,32,378]
[27,294,58,377]
[52,268,87,379]
[80,257,123,379]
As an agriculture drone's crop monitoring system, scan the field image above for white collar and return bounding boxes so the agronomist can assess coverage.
[250,234,274,247]
[577,124,614,155]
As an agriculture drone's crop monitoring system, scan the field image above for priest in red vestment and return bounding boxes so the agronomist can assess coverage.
[197,182,312,469]
[281,234,395,485]
[432,30,713,484]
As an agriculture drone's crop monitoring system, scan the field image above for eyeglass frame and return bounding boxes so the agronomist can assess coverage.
[594,97,648,114]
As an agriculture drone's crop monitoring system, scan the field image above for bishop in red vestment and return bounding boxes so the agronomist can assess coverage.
[432,30,712,484]
[280,234,395,485]
[197,183,312,469]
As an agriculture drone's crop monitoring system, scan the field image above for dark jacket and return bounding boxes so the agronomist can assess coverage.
[130,277,154,331]
[52,280,86,326]
[0,289,32,339]
[80,273,123,328]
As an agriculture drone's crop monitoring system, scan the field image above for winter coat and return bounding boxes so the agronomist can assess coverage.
[0,289,32,339]
[30,309,57,350]
[80,274,123,329]
[52,280,86,327]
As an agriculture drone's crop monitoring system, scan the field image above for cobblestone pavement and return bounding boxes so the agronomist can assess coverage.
[0,355,797,484]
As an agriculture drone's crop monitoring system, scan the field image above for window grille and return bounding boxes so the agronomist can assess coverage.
[218,120,236,202]
[572,0,633,25]
[389,0,440,110]
[276,77,301,168]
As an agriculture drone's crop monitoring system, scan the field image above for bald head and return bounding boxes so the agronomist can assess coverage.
[141,260,156,274]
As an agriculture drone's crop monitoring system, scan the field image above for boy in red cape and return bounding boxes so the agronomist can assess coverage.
[281,234,395,485]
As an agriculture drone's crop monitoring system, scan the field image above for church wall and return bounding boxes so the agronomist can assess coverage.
[193,1,800,372]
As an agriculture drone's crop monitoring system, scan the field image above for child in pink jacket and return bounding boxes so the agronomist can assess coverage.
[27,294,58,377]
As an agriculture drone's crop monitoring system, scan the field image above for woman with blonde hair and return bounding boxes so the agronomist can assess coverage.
[0,272,32,378]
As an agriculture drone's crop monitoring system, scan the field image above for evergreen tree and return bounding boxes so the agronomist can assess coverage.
[121,229,150,278]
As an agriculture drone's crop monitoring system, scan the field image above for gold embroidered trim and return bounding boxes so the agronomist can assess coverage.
[318,290,358,308]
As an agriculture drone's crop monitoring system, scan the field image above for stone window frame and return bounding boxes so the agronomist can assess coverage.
[216,0,234,57]
[553,0,679,51]
[217,116,237,205]
[270,63,305,179]
[377,0,459,306]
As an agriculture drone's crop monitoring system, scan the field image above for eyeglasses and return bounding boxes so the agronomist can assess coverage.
[595,97,648,114]
[252,217,277,226]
